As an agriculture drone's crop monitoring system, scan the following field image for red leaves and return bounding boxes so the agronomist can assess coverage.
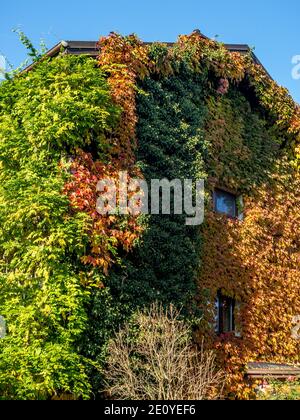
[64,150,142,274]
[217,78,230,95]
[62,32,300,396]
[62,35,149,274]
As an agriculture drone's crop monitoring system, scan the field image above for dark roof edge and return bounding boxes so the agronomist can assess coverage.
[22,39,272,79]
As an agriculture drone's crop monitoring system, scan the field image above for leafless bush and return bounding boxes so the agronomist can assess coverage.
[104,303,224,400]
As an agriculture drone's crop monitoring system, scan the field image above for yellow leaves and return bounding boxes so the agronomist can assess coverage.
[97,30,300,166]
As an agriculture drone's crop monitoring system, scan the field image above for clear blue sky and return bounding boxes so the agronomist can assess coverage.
[1,0,300,102]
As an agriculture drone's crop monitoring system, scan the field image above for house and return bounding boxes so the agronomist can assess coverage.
[1,30,300,399]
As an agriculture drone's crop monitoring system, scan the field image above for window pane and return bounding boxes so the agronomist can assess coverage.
[222,298,233,333]
[217,293,235,334]
[214,189,237,218]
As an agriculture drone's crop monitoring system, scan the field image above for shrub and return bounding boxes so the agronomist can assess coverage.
[104,303,224,400]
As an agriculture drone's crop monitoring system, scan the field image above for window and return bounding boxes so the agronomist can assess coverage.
[216,292,235,334]
[213,189,238,219]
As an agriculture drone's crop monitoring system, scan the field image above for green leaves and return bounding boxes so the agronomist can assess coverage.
[0,55,119,399]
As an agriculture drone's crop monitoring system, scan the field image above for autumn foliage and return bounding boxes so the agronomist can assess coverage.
[97,33,150,165]
[196,167,300,397]
[1,29,299,399]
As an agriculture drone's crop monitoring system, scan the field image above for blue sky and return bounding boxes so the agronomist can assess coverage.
[1,0,300,102]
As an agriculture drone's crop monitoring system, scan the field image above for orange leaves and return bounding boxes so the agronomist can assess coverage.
[175,31,245,81]
[97,34,150,167]
[289,106,300,134]
[193,89,300,396]
[172,31,300,164]
[62,34,149,274]
[98,33,150,78]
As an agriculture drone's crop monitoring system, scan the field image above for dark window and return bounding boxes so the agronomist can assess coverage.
[216,292,235,334]
[214,189,237,219]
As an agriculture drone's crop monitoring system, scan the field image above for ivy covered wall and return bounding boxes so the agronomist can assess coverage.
[196,91,300,398]
[0,31,299,399]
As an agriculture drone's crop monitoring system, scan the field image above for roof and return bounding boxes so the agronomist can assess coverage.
[23,39,272,78]
[247,362,300,379]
